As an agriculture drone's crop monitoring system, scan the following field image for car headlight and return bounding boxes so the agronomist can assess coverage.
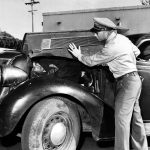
[1,65,28,86]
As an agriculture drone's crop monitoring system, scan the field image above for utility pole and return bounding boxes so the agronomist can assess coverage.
[25,0,40,32]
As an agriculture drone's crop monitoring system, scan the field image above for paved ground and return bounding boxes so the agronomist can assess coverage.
[0,133,150,150]
[79,133,114,150]
[0,133,114,150]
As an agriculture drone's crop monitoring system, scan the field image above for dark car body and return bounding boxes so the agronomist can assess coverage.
[0,30,150,142]
[0,48,20,65]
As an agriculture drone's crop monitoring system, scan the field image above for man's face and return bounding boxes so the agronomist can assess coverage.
[94,30,110,41]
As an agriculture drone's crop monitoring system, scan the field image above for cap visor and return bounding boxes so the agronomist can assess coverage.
[90,27,99,33]
[115,26,129,33]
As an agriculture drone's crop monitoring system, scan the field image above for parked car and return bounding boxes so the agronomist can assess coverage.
[0,47,21,65]
[0,30,150,150]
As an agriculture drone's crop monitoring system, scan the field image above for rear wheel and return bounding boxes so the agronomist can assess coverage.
[21,96,80,150]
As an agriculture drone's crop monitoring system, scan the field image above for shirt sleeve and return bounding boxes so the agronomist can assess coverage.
[78,48,116,67]
[131,42,140,57]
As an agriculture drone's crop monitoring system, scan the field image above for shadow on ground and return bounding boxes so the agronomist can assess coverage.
[1,133,150,150]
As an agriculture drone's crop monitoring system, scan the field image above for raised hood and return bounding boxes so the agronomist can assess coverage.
[22,30,104,59]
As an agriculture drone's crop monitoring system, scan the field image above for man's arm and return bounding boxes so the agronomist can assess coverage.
[68,43,115,67]
[78,50,115,66]
[131,42,140,57]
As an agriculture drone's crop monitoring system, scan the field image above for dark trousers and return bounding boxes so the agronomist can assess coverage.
[115,72,148,150]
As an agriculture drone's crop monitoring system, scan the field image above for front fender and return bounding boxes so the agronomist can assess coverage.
[0,76,105,140]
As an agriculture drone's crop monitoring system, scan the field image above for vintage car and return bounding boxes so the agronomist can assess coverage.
[0,30,150,150]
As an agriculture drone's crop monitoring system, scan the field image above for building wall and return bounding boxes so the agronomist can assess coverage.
[42,5,150,35]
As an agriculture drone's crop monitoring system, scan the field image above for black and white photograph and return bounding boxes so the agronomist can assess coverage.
[1,0,150,150]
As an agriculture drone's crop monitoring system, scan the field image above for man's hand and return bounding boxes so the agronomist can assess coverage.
[68,43,82,58]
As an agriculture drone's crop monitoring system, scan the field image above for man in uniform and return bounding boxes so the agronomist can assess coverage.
[68,18,148,150]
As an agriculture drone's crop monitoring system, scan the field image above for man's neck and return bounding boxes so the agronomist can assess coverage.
[106,31,117,43]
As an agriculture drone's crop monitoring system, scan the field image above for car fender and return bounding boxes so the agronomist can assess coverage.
[0,76,106,140]
[136,38,150,48]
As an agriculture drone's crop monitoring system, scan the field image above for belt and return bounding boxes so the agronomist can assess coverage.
[116,71,138,81]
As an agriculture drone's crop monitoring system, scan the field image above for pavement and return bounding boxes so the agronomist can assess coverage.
[79,133,114,150]
[0,133,113,150]
[0,133,150,150]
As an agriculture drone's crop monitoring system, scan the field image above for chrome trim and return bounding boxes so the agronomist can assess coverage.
[137,39,150,48]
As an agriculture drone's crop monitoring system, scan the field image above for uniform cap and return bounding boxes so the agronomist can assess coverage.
[90,18,129,33]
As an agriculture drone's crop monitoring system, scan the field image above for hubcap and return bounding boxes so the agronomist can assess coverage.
[50,122,67,145]
[42,113,71,150]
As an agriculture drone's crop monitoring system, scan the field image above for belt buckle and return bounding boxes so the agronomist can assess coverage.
[125,73,130,77]
[131,71,137,76]
[127,71,137,77]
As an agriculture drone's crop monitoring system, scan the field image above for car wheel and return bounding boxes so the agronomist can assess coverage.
[21,96,81,150]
